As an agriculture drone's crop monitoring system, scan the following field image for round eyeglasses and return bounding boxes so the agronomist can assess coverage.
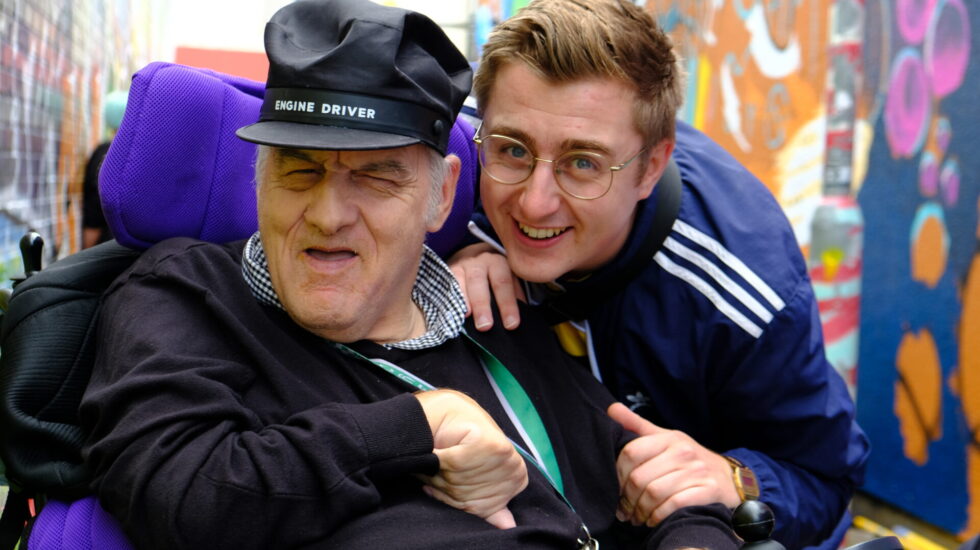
[472,126,645,200]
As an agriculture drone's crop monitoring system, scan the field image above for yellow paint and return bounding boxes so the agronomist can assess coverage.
[693,54,712,131]
[821,248,845,280]
[853,516,950,550]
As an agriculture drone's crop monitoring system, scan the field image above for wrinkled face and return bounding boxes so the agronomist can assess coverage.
[257,144,456,343]
[479,62,670,283]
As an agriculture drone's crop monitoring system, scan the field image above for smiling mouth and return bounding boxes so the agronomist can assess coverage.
[518,222,569,240]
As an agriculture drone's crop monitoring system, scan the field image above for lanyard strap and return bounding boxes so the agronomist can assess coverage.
[462,333,565,495]
[333,336,597,548]
[333,335,565,495]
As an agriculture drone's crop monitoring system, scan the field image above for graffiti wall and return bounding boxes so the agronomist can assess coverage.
[647,0,868,396]
[649,0,831,238]
[649,0,980,537]
[855,0,980,537]
[0,0,167,288]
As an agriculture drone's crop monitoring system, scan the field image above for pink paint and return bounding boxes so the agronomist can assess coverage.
[925,0,970,98]
[884,50,931,157]
[898,0,938,44]
[919,152,939,196]
[940,158,960,206]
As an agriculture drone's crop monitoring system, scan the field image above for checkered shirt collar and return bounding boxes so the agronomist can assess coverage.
[241,232,467,350]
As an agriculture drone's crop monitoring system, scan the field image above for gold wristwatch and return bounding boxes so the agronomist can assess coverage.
[724,456,760,501]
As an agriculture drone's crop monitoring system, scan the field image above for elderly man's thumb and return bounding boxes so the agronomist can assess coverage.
[484,507,517,529]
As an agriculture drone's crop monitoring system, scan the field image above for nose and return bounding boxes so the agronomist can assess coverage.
[517,160,562,219]
[304,173,359,235]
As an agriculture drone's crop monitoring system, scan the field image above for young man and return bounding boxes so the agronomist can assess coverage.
[79,1,738,548]
[451,1,870,548]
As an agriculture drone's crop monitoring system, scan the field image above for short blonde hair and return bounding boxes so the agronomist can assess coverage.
[474,0,686,147]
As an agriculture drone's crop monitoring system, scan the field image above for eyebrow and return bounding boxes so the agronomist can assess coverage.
[274,148,318,165]
[274,149,411,175]
[488,125,612,155]
[356,159,411,174]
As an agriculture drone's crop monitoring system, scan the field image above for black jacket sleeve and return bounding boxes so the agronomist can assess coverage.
[80,242,437,550]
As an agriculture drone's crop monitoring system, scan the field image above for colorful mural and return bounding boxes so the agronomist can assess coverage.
[650,0,979,537]
[0,0,167,289]
[474,0,529,56]
[647,0,866,397]
[649,0,831,243]
[855,0,979,537]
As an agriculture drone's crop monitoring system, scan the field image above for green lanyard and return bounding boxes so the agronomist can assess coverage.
[333,331,598,549]
[334,331,564,494]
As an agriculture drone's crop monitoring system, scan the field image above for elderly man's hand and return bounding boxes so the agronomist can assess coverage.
[448,243,524,332]
[415,389,529,529]
[608,402,741,527]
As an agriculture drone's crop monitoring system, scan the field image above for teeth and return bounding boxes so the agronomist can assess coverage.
[519,223,567,240]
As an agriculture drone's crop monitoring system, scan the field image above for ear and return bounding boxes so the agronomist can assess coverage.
[635,139,675,201]
[426,154,461,233]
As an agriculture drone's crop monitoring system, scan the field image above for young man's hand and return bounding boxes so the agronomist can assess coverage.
[416,389,529,528]
[609,402,741,526]
[448,243,524,331]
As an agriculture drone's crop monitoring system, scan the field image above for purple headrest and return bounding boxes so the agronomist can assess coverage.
[100,62,264,249]
[100,62,476,257]
[437,116,477,256]
[28,497,134,550]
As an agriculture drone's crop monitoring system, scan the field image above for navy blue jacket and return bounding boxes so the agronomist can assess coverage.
[473,121,871,549]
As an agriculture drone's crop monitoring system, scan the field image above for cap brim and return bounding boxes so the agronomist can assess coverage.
[236,120,421,150]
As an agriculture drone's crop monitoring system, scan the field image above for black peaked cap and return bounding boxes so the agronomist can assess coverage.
[237,0,473,154]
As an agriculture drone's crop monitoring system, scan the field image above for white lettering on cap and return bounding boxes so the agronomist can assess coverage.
[321,103,376,119]
[275,100,315,112]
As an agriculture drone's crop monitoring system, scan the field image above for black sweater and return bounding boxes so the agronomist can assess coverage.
[80,238,738,550]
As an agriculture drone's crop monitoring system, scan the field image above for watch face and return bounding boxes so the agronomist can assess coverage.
[739,467,760,499]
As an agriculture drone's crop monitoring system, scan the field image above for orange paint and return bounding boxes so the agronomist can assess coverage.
[911,216,948,288]
[894,329,943,465]
[957,254,980,536]
[650,0,832,198]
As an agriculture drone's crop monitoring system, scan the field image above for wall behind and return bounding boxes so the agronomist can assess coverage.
[651,0,980,538]
[0,0,169,285]
[855,0,979,536]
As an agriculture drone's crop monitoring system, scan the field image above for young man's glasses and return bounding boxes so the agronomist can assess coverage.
[473,123,645,200]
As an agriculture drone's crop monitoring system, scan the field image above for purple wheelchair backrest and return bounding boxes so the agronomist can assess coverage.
[100,61,477,257]
[28,499,133,550]
[30,61,477,550]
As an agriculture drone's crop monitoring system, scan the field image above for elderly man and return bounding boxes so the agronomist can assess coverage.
[79,1,738,549]
[450,1,870,548]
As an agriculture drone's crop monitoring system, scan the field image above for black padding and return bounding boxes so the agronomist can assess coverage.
[0,240,139,497]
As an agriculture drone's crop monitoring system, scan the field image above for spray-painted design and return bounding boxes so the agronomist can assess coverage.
[0,0,166,289]
[652,0,979,535]
[810,195,863,396]
[650,0,832,250]
[807,0,864,399]
[649,0,864,396]
[856,0,979,536]
[474,0,527,55]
